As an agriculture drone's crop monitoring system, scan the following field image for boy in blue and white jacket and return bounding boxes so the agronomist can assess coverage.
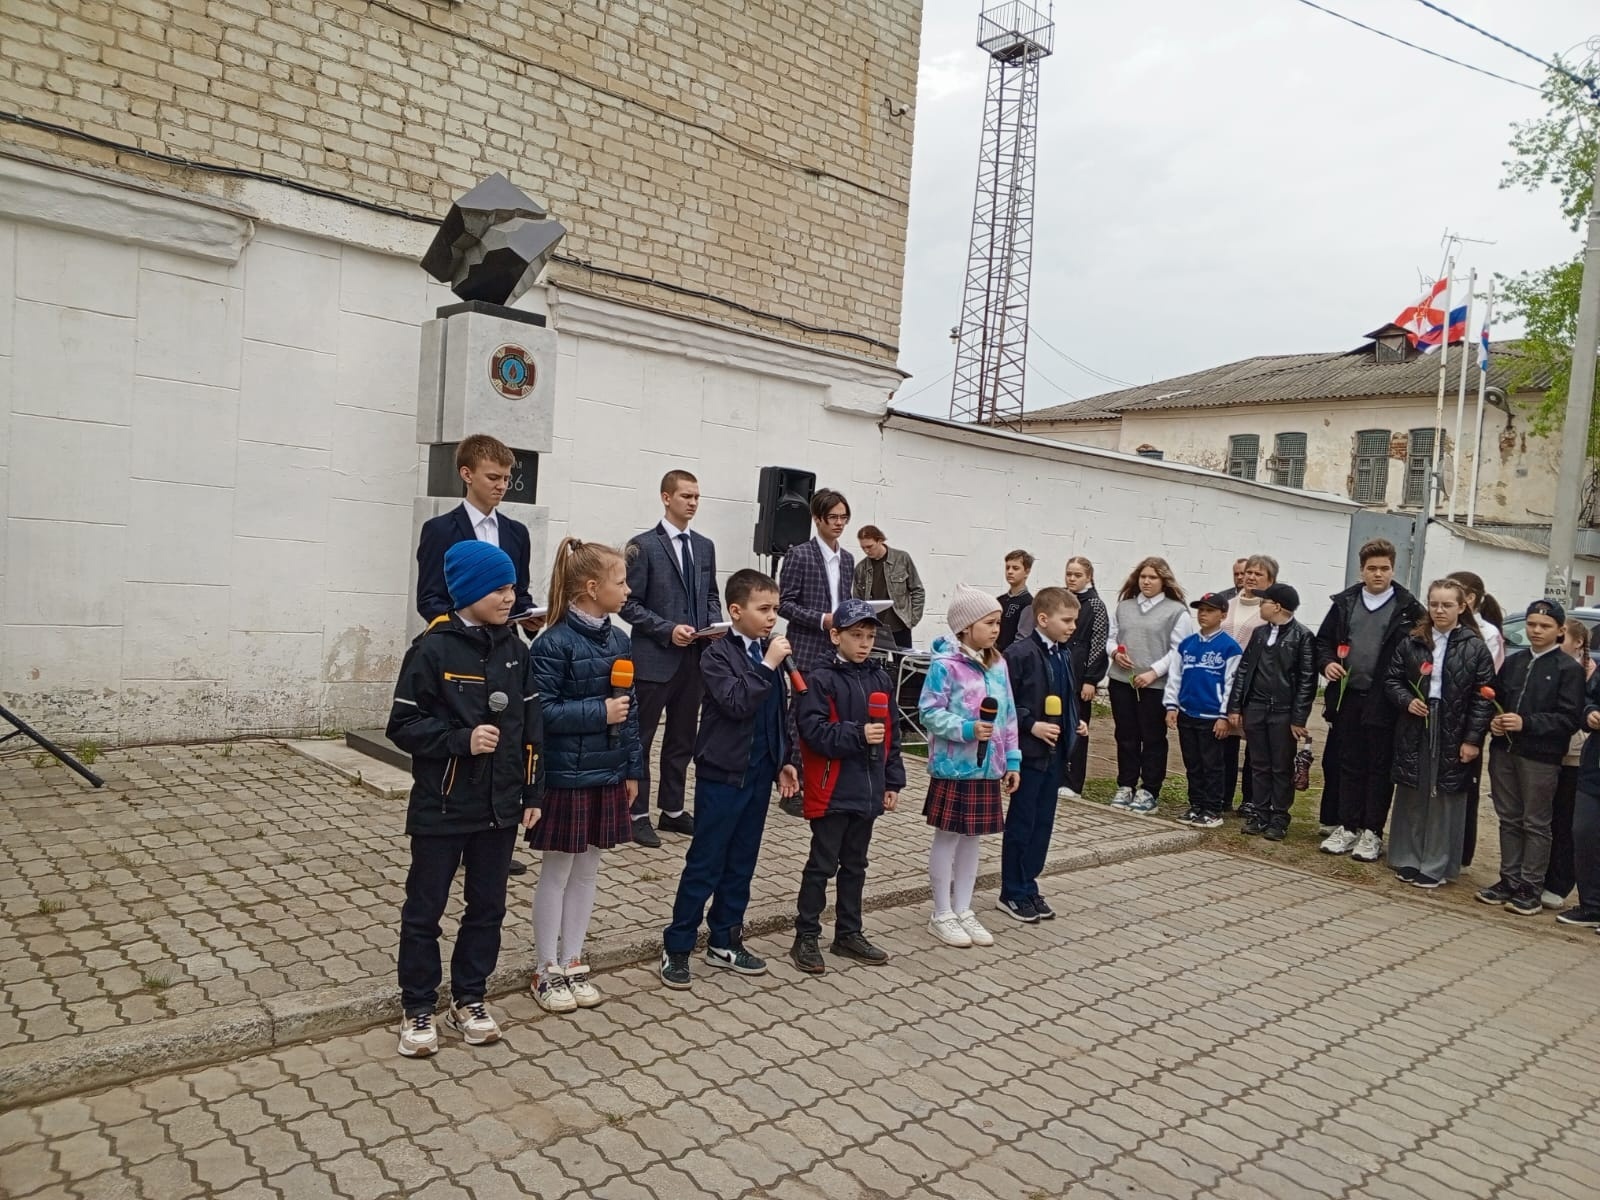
[1163,592,1243,828]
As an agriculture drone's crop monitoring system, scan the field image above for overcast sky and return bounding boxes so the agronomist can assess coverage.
[893,0,1598,416]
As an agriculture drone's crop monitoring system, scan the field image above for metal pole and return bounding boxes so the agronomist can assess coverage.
[1428,260,1454,519]
[1467,280,1495,527]
[1545,152,1600,603]
[1446,270,1475,522]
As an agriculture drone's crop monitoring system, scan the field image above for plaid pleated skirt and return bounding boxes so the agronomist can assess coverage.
[923,777,1005,836]
[526,783,633,854]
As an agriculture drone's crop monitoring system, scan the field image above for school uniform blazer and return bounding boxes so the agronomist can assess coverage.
[619,524,721,684]
[1003,634,1078,771]
[779,538,855,671]
[693,634,790,787]
[416,505,534,623]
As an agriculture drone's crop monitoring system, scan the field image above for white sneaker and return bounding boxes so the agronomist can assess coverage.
[1110,786,1135,808]
[929,914,973,948]
[956,910,994,947]
[1058,786,1080,800]
[446,1000,501,1045]
[1541,890,1567,910]
[531,970,577,1014]
[563,962,603,1008]
[1129,788,1158,814]
[1350,830,1383,862]
[1320,827,1359,855]
[397,1012,438,1057]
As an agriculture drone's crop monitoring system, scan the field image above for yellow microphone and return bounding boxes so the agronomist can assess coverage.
[1044,695,1062,719]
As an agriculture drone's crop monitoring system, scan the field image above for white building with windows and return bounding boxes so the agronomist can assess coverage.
[1019,332,1564,525]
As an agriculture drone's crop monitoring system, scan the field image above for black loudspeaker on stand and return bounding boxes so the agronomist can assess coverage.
[753,466,815,558]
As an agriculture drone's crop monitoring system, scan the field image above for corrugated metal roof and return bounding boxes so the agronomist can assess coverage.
[1022,340,1546,424]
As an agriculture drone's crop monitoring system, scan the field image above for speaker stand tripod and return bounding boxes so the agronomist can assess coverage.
[0,703,106,788]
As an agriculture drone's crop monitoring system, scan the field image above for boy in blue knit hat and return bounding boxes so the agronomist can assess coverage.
[385,540,544,1058]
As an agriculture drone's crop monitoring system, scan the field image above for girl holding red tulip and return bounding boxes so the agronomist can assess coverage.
[1382,579,1495,890]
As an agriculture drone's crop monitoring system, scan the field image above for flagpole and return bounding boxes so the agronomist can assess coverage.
[1446,269,1476,522]
[1467,281,1495,528]
[1427,259,1455,521]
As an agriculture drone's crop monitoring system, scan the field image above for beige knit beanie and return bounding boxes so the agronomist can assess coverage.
[947,583,1001,636]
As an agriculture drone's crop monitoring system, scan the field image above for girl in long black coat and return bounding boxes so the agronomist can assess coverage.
[1384,579,1495,889]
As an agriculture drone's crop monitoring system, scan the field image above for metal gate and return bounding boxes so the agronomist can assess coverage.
[1346,510,1419,590]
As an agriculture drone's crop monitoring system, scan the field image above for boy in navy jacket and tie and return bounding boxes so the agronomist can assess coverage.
[660,570,798,989]
[999,588,1088,923]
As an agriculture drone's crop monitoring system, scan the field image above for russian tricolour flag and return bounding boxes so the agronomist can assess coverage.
[1416,304,1468,353]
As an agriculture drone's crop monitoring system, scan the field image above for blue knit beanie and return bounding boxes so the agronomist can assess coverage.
[444,540,515,609]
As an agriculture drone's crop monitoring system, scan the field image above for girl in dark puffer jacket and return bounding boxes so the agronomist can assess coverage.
[525,538,644,1014]
[1383,578,1495,890]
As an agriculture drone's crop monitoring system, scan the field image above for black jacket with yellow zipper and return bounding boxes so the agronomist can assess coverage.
[386,613,544,836]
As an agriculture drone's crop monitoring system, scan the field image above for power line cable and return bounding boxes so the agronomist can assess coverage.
[1408,0,1600,100]
[1031,330,1135,387]
[1025,364,1081,401]
[894,370,954,406]
[1288,0,1541,92]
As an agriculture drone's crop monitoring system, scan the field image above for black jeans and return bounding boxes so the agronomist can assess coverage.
[634,648,704,817]
[1220,735,1252,811]
[1573,784,1600,911]
[795,811,875,938]
[1320,719,1342,827]
[1109,679,1169,795]
[1065,698,1092,794]
[1177,715,1227,816]
[398,825,517,1014]
[1243,704,1295,830]
[1546,764,1578,898]
[892,627,914,650]
[1332,690,1396,836]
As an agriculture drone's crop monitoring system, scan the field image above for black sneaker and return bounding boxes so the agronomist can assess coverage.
[1412,873,1444,889]
[1394,865,1420,882]
[1241,816,1267,836]
[632,817,661,848]
[1505,891,1542,916]
[660,949,691,990]
[830,932,889,964]
[1476,880,1516,906]
[1031,897,1056,920]
[995,897,1039,923]
[705,942,767,975]
[778,794,805,819]
[789,933,825,974]
[1263,825,1288,842]
[657,811,695,836]
[1177,808,1199,825]
[1555,906,1600,927]
[508,858,528,876]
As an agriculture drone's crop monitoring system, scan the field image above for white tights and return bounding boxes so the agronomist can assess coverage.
[928,830,982,919]
[533,847,602,974]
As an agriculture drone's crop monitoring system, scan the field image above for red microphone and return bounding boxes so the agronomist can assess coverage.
[781,654,808,694]
[977,695,999,768]
[867,691,891,764]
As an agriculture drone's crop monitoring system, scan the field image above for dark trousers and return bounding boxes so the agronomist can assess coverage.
[1546,765,1578,898]
[1221,735,1253,811]
[1332,691,1396,835]
[634,649,704,817]
[1065,699,1092,793]
[1001,761,1060,902]
[892,627,914,650]
[1243,704,1295,829]
[663,760,774,953]
[795,811,875,938]
[1108,679,1169,795]
[1177,715,1227,816]
[1573,784,1600,910]
[1462,760,1483,867]
[1489,750,1561,893]
[1320,720,1342,826]
[398,825,517,1014]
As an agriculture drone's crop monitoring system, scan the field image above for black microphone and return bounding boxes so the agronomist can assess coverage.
[473,690,509,782]
[977,695,999,768]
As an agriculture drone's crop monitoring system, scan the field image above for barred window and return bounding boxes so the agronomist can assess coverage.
[1226,434,1259,480]
[1271,432,1307,489]
[1405,428,1436,507]
[1352,429,1390,504]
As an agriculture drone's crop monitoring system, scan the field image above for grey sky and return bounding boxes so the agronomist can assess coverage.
[893,0,1598,416]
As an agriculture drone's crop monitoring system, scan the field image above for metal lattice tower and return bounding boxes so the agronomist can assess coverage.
[950,1,1054,428]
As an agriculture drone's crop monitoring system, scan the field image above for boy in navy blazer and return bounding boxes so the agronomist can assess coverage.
[621,470,723,847]
[660,570,797,990]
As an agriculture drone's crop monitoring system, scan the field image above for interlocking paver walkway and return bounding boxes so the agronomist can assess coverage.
[0,742,1187,1062]
[3,850,1598,1198]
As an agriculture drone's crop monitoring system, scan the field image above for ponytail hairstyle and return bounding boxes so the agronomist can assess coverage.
[1413,578,1480,640]
[1449,570,1504,630]
[1118,556,1186,603]
[1565,618,1592,658]
[546,537,628,626]
[1065,555,1096,587]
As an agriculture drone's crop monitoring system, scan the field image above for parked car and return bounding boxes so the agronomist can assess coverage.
[1501,605,1600,667]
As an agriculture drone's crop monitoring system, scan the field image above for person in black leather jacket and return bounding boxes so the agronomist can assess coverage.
[1227,583,1316,840]
[1383,579,1495,889]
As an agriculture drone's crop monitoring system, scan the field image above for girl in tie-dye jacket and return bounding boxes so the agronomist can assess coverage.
[918,584,1022,950]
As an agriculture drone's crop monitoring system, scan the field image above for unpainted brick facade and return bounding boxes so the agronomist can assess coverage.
[0,0,920,359]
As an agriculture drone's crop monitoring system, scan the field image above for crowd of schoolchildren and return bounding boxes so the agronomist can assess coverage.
[383,435,1600,1059]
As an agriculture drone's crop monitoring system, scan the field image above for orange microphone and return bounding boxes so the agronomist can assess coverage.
[609,659,634,747]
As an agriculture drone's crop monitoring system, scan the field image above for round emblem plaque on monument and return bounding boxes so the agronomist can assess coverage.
[489,344,535,399]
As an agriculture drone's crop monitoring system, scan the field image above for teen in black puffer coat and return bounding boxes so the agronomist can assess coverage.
[1384,624,1495,794]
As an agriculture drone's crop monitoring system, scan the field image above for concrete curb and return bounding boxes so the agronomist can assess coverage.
[0,819,1201,1109]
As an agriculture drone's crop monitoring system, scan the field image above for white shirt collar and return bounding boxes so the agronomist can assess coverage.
[814,533,840,561]
[462,497,496,528]
[659,515,689,538]
[1361,586,1395,611]
[1530,644,1559,660]
[1137,593,1164,613]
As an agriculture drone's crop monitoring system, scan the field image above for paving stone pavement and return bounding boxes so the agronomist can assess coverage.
[0,742,1191,1083]
[2,849,1599,1199]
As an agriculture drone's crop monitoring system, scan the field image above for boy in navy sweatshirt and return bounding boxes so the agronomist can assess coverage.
[790,599,907,975]
[998,587,1089,923]
[1166,593,1243,829]
[660,570,798,989]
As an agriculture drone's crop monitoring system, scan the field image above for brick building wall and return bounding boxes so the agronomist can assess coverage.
[0,0,919,359]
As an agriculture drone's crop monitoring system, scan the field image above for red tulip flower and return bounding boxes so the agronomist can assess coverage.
[1116,644,1144,695]
[1419,661,1434,676]
[1481,685,1514,749]
[1410,661,1433,726]
[1335,644,1352,709]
